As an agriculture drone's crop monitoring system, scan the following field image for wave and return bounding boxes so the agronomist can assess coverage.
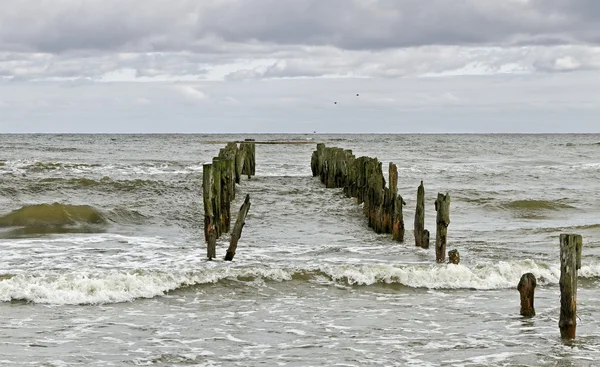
[0,203,150,234]
[500,199,575,211]
[0,203,106,228]
[26,161,102,172]
[38,177,163,192]
[2,260,599,305]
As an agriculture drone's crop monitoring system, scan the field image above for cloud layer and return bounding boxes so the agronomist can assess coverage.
[1,0,600,81]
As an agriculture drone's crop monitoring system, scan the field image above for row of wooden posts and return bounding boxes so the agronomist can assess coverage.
[202,139,255,261]
[311,143,454,263]
[311,143,583,340]
[199,141,585,340]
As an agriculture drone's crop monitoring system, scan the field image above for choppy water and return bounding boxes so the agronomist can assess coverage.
[1,133,600,366]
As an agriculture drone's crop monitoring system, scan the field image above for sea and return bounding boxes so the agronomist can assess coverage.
[1,133,599,366]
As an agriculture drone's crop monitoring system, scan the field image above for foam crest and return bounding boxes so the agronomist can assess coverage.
[319,260,561,289]
[2,260,598,304]
[0,267,293,305]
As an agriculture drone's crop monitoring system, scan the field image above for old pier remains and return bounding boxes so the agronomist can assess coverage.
[311,143,406,241]
[202,140,255,260]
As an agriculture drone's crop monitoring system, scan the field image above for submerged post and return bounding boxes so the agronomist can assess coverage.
[517,273,536,317]
[435,192,450,263]
[559,233,583,339]
[203,163,217,260]
[414,181,429,248]
[225,194,251,261]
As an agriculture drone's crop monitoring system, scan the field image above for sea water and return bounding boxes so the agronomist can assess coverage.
[1,134,600,366]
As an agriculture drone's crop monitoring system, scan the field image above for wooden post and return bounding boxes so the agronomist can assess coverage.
[203,163,217,259]
[448,249,460,265]
[559,233,583,339]
[435,192,450,263]
[225,194,251,261]
[517,273,536,317]
[211,158,222,238]
[234,144,245,184]
[414,181,429,248]
[241,139,256,178]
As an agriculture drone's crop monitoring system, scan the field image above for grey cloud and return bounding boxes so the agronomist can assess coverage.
[1,0,600,54]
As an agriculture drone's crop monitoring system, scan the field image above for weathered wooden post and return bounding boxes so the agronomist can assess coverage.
[448,249,460,265]
[414,181,429,248]
[311,143,325,177]
[225,194,251,261]
[211,158,222,238]
[241,139,256,178]
[434,192,450,263]
[235,146,246,184]
[203,163,217,260]
[559,233,583,339]
[517,273,536,317]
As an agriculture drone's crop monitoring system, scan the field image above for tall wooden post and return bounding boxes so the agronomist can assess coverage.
[559,233,583,339]
[211,158,222,238]
[225,194,251,261]
[435,192,450,263]
[414,181,429,248]
[203,163,217,259]
[517,273,536,317]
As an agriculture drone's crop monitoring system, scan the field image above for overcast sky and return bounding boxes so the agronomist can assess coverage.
[1,0,600,133]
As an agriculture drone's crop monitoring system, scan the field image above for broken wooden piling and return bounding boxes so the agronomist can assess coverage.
[559,233,583,339]
[518,273,536,317]
[311,144,405,242]
[414,181,429,249]
[225,194,251,261]
[448,249,460,265]
[202,140,255,260]
[435,192,450,263]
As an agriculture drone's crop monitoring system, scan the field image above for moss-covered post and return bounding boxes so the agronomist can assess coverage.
[517,273,536,317]
[225,194,251,261]
[559,233,583,339]
[211,158,222,238]
[414,181,429,248]
[203,163,217,259]
[434,192,450,263]
[234,144,245,184]
[241,139,256,178]
[448,249,460,265]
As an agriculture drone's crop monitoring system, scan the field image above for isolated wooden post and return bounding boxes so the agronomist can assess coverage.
[435,192,450,263]
[559,233,583,339]
[448,249,460,265]
[414,181,429,248]
[225,194,251,261]
[517,273,536,317]
[203,163,217,259]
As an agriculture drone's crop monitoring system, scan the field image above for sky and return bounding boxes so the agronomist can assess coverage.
[1,0,600,133]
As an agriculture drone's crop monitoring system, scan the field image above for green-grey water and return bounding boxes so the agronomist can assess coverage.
[1,134,600,366]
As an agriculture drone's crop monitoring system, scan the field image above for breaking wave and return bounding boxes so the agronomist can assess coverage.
[0,203,106,227]
[2,260,599,305]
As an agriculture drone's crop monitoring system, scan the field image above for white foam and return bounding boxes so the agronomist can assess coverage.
[318,259,562,289]
[2,260,598,304]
